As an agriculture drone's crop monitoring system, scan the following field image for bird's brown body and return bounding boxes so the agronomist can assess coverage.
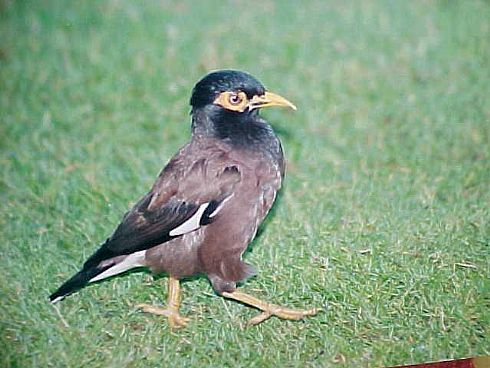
[144,136,283,292]
[50,70,318,327]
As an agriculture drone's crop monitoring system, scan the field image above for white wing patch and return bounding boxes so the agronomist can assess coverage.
[209,194,234,218]
[169,202,210,237]
[90,250,146,283]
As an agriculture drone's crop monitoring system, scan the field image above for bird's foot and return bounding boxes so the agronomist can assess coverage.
[136,304,190,329]
[247,305,319,326]
[222,291,320,326]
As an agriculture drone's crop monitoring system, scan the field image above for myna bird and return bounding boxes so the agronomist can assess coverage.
[50,70,319,328]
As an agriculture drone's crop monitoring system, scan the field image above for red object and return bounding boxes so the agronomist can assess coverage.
[390,356,490,368]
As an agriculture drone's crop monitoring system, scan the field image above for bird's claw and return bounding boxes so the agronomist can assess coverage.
[168,313,190,329]
[222,290,320,326]
[247,311,272,326]
[137,303,190,329]
[248,306,320,326]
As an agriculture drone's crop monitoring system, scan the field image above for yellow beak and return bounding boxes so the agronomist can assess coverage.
[249,91,297,111]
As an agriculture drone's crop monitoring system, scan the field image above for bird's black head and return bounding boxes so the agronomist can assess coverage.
[190,70,266,110]
[189,70,296,141]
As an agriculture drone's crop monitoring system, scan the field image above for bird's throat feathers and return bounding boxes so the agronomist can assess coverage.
[191,106,278,152]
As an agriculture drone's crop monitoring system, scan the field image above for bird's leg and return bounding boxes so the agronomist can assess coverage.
[137,277,190,329]
[222,290,320,326]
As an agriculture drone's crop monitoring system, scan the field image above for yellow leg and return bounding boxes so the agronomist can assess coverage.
[137,277,190,329]
[222,290,320,326]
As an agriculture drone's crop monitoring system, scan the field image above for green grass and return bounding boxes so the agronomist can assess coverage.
[1,0,489,366]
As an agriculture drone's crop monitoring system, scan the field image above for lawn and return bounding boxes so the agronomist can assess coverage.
[1,1,489,367]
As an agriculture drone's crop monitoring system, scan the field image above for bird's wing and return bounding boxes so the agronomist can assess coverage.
[83,142,241,269]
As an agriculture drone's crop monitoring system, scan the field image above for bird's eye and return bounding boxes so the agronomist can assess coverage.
[214,91,248,112]
[228,93,243,105]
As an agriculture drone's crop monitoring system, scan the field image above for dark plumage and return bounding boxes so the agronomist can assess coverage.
[50,70,318,327]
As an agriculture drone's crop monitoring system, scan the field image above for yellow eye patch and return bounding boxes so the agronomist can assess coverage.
[213,91,249,112]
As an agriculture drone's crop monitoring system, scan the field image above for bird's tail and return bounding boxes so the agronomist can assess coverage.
[49,242,118,303]
[49,265,107,303]
[49,242,146,303]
